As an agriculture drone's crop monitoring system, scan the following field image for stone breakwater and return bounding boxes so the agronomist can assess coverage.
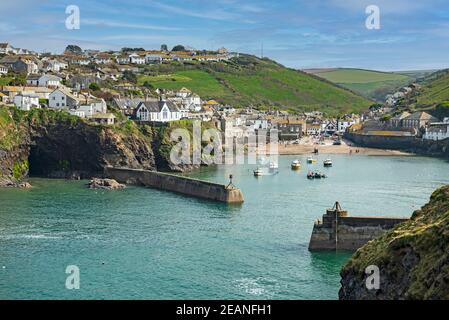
[105,166,244,204]
[344,132,449,159]
[309,203,408,251]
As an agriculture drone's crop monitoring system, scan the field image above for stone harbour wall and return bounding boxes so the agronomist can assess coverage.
[309,208,408,251]
[105,166,244,204]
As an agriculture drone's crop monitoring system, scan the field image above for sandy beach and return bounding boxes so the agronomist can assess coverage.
[267,137,413,156]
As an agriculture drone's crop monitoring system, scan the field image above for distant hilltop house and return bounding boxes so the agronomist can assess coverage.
[94,53,113,65]
[129,53,146,65]
[135,99,182,122]
[0,43,14,55]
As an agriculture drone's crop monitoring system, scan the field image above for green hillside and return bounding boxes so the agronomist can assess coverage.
[305,68,412,101]
[415,69,449,108]
[137,55,372,116]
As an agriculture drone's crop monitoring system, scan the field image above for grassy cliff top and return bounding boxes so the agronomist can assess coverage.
[305,68,413,102]
[414,69,449,109]
[137,55,372,116]
[341,185,449,299]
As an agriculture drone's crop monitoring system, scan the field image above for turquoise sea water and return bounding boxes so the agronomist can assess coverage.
[0,155,448,299]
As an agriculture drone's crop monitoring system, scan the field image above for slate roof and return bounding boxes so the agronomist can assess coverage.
[138,100,179,112]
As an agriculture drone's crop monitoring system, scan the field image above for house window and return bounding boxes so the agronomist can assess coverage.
[56,103,59,107]
[163,110,168,119]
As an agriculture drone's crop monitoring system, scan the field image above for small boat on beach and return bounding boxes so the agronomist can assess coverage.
[291,160,301,170]
[323,159,333,167]
[307,157,317,164]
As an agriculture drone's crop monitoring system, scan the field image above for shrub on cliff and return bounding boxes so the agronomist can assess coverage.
[340,185,449,300]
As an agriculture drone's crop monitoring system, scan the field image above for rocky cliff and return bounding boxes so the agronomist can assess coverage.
[339,185,449,300]
[0,107,156,186]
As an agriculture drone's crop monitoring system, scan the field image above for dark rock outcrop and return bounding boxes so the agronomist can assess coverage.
[28,121,156,179]
[0,108,157,185]
[339,185,449,300]
[87,178,125,190]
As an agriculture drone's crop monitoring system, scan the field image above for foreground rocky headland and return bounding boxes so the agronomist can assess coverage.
[339,185,449,300]
[0,107,198,187]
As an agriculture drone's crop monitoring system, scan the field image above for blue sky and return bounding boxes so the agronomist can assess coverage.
[1,0,449,71]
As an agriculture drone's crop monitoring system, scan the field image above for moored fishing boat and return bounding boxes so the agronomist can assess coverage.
[253,168,263,177]
[307,157,317,164]
[323,159,333,167]
[307,171,327,179]
[291,160,301,170]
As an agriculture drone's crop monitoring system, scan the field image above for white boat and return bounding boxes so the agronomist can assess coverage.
[307,157,317,164]
[291,160,301,170]
[253,168,263,176]
[323,159,333,167]
[269,161,278,169]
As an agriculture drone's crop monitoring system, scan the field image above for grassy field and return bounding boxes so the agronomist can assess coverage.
[137,56,372,116]
[138,70,231,98]
[305,68,412,101]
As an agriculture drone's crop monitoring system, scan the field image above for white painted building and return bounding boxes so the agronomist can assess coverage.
[43,59,68,72]
[129,53,145,65]
[13,93,40,111]
[145,54,162,64]
[337,117,359,133]
[49,89,79,109]
[0,43,13,54]
[0,64,8,75]
[38,75,62,87]
[424,118,449,141]
[135,100,181,122]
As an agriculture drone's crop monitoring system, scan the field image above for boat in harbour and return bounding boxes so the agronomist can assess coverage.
[253,168,263,177]
[307,157,317,164]
[307,171,327,179]
[323,159,333,167]
[291,160,301,170]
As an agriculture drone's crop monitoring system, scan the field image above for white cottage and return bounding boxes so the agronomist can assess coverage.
[129,53,145,65]
[0,64,8,75]
[49,89,79,109]
[38,75,62,87]
[13,93,40,111]
[135,100,181,122]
